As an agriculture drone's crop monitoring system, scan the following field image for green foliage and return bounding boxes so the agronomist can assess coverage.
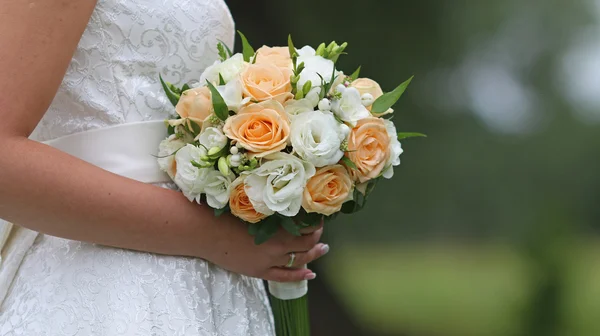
[218,73,226,86]
[217,42,229,61]
[214,205,229,217]
[217,39,233,58]
[253,216,280,245]
[159,74,181,106]
[237,31,255,62]
[397,132,427,140]
[371,76,413,114]
[205,81,229,121]
[280,216,301,236]
[341,156,357,170]
[350,66,361,81]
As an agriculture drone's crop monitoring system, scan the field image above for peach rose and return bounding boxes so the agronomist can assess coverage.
[302,165,354,216]
[346,117,391,183]
[175,86,213,123]
[255,46,292,69]
[223,100,290,157]
[240,63,294,104]
[350,78,392,117]
[229,177,267,224]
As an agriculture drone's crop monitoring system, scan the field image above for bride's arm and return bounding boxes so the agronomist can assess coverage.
[0,0,327,282]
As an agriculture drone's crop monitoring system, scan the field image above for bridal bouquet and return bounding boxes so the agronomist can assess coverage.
[157,32,423,336]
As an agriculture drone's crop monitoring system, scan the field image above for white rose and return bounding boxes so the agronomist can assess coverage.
[216,78,251,112]
[290,110,348,167]
[157,134,188,179]
[382,120,404,179]
[245,152,316,216]
[199,53,245,85]
[174,144,212,203]
[331,87,371,126]
[204,170,233,209]
[198,127,228,151]
[284,99,314,119]
[296,46,338,88]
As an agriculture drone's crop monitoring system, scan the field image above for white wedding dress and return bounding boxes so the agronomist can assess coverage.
[0,1,274,335]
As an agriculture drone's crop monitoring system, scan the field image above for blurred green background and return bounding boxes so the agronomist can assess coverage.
[226,0,600,335]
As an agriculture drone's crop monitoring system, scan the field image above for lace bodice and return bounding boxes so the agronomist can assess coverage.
[31,0,234,142]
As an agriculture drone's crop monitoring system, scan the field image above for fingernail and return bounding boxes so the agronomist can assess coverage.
[320,244,330,255]
[304,273,317,280]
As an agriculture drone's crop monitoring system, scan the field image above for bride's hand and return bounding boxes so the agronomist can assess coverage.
[203,216,327,282]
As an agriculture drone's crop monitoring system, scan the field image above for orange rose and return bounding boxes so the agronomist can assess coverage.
[223,100,290,157]
[255,46,292,69]
[346,117,391,183]
[175,87,213,123]
[302,165,354,216]
[229,177,267,224]
[240,63,294,104]
[350,78,392,117]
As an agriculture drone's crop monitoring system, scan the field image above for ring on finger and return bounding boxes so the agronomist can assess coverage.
[285,252,296,268]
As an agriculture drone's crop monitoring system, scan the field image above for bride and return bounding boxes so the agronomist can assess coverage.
[0,0,328,335]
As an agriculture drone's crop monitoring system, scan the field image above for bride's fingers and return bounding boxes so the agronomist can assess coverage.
[263,267,317,283]
[278,243,330,268]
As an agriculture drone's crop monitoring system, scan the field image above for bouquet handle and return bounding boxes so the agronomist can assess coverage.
[268,265,311,336]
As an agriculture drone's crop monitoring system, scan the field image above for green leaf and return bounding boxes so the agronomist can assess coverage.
[218,73,226,86]
[280,217,301,236]
[237,31,255,62]
[341,201,357,214]
[371,76,414,114]
[397,132,427,140]
[301,212,323,226]
[181,83,190,92]
[205,80,229,121]
[254,217,280,245]
[167,124,176,136]
[159,74,181,107]
[248,222,262,236]
[217,42,228,61]
[288,34,297,59]
[365,178,379,196]
[349,66,361,81]
[188,119,202,136]
[214,206,229,217]
[341,156,357,170]
[217,39,233,58]
[322,65,337,95]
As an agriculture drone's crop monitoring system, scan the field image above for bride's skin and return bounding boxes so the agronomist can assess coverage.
[0,1,327,282]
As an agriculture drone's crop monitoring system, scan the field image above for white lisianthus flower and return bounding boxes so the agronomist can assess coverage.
[174,144,212,203]
[157,134,188,179]
[198,127,228,151]
[304,87,322,108]
[296,46,338,88]
[331,87,371,126]
[216,78,251,112]
[382,120,404,179]
[284,99,314,119]
[204,169,233,209]
[245,152,316,216]
[199,53,245,85]
[290,110,348,167]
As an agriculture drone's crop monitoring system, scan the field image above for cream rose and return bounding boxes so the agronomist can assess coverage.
[229,176,268,224]
[331,87,371,127]
[240,63,294,104]
[290,110,348,167]
[350,78,393,116]
[245,152,316,217]
[175,86,213,123]
[381,120,403,179]
[302,165,354,216]
[346,118,391,183]
[222,100,290,157]
[173,144,212,203]
[199,53,245,85]
[157,134,188,179]
[255,46,292,69]
[204,170,233,209]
